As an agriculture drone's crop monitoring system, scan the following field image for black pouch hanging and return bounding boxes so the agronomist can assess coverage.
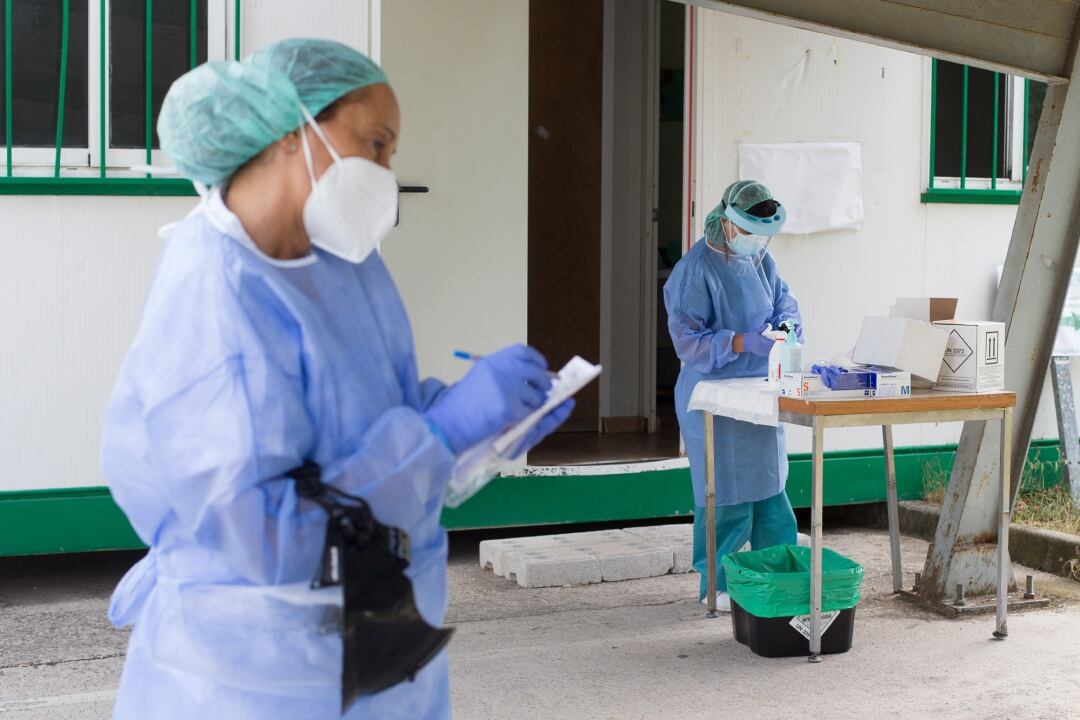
[288,462,454,714]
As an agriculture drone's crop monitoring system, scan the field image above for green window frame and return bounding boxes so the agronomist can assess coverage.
[0,0,242,196]
[922,59,1046,206]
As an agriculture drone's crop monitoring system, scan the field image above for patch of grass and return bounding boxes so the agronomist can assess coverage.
[921,456,1080,536]
[921,457,951,505]
[1013,482,1080,536]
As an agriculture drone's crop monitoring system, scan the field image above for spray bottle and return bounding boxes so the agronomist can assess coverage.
[780,325,803,375]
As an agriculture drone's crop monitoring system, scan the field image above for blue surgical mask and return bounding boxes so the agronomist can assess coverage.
[727,233,767,257]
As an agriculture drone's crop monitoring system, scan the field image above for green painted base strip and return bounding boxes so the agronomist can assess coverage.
[0,440,1065,556]
[0,178,198,196]
[0,487,142,556]
[921,188,1021,205]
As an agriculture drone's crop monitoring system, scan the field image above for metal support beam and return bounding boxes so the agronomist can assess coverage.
[1051,357,1080,505]
[678,0,1077,82]
[922,39,1080,598]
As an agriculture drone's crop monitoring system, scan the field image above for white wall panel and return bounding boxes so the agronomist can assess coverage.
[241,0,378,57]
[380,1,529,385]
[0,197,198,491]
[693,12,1067,456]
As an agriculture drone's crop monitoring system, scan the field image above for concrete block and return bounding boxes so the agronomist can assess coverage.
[623,524,694,574]
[512,554,603,588]
[596,545,674,582]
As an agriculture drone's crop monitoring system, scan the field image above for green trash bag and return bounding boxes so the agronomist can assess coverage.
[721,545,864,619]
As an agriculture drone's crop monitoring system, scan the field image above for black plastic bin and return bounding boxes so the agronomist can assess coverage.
[730,601,856,657]
[722,545,864,658]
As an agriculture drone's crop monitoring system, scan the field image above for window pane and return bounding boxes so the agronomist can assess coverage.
[1026,80,1046,165]
[0,0,89,149]
[110,0,207,149]
[933,61,963,179]
[933,61,1009,182]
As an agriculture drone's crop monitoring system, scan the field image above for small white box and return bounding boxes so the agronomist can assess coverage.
[932,321,1005,393]
[853,316,949,383]
[780,371,910,399]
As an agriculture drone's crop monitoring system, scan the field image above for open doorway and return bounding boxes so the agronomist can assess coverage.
[527,0,687,467]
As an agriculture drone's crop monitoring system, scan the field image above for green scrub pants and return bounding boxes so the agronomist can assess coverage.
[692,490,797,599]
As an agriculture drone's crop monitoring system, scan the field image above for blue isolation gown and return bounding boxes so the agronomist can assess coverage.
[664,239,802,507]
[103,190,455,720]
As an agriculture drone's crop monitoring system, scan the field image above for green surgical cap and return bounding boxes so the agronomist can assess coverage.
[704,180,775,244]
[158,61,302,186]
[246,38,389,117]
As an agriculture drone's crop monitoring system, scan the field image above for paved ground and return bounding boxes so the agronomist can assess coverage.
[2,526,1079,719]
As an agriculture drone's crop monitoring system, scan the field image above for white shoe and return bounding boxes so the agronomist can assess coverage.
[797,533,812,548]
[700,592,732,613]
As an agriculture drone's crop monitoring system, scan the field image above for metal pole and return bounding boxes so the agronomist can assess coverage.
[809,418,824,662]
[189,0,197,69]
[882,425,903,593]
[4,0,12,178]
[53,0,70,177]
[234,0,241,60]
[144,0,153,174]
[928,59,937,190]
[99,0,106,177]
[960,65,969,190]
[991,72,999,190]
[1050,357,1080,506]
[704,411,718,618]
[995,407,1012,639]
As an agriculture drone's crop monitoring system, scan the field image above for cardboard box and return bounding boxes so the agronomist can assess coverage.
[781,370,911,399]
[852,316,950,383]
[890,297,958,323]
[932,321,1005,393]
[781,373,869,399]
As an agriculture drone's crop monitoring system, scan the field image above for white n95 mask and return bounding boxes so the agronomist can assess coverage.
[299,105,398,264]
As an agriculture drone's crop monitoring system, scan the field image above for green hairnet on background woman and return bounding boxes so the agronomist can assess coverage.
[663,180,804,613]
[102,40,573,719]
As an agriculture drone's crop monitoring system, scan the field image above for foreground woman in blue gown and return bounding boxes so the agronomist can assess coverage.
[102,40,572,719]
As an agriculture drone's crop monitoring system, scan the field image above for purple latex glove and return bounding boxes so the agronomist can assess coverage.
[426,344,552,455]
[742,324,779,357]
[505,399,576,459]
[811,364,847,389]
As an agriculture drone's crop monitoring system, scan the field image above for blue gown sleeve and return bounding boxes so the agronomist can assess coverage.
[663,256,739,374]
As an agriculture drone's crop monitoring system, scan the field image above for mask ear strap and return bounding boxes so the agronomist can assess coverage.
[299,104,343,163]
[298,121,317,189]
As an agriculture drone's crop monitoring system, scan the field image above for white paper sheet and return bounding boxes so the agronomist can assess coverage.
[687,377,780,427]
[738,142,864,235]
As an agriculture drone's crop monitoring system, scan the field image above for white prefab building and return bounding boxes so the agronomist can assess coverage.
[0,0,1068,554]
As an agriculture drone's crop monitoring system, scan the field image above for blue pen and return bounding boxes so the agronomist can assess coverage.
[454,350,558,378]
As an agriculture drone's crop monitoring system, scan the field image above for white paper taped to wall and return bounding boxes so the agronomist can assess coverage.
[738,142,864,235]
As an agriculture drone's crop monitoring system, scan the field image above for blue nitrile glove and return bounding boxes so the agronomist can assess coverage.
[505,399,576,459]
[425,344,553,455]
[811,364,847,389]
[742,323,778,357]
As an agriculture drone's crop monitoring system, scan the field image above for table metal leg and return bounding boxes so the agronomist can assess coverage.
[705,412,718,619]
[995,408,1012,639]
[809,418,824,662]
[882,425,903,594]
